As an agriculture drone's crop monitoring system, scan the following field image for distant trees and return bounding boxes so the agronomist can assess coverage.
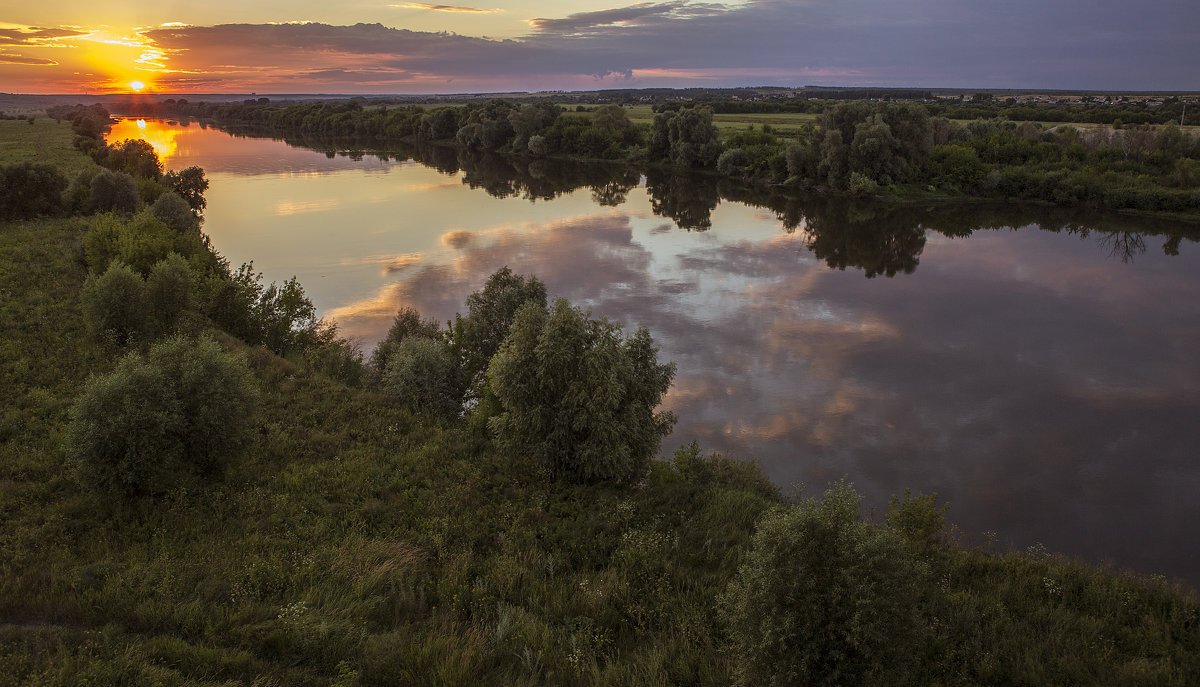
[649,106,722,168]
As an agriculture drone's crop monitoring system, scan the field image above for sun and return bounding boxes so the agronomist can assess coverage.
[129,80,146,92]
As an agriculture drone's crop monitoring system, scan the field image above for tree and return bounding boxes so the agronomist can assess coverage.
[368,306,442,384]
[450,266,547,397]
[720,482,928,687]
[66,335,258,496]
[164,166,209,214]
[145,253,195,331]
[101,138,163,179]
[0,162,67,220]
[81,262,147,345]
[382,337,460,417]
[89,169,140,213]
[487,298,676,484]
[151,192,198,232]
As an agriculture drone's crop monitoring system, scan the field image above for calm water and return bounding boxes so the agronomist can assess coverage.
[111,118,1200,586]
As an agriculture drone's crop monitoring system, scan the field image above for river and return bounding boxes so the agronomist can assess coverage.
[109,117,1200,587]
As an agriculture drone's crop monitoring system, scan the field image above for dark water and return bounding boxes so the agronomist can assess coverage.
[111,118,1200,587]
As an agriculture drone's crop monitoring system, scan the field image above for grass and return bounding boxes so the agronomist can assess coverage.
[0,119,99,178]
[622,104,817,137]
[1,121,1198,685]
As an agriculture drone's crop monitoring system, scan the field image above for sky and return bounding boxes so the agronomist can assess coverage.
[2,0,1199,94]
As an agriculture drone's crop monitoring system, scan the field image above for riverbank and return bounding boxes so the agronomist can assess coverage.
[106,96,1200,223]
[2,118,1198,685]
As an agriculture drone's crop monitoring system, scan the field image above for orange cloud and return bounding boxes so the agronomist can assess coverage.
[391,3,501,13]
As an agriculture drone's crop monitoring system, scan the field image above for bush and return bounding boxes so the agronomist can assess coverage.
[89,169,140,213]
[487,298,676,484]
[381,337,460,417]
[66,336,259,496]
[145,253,195,331]
[848,170,880,195]
[151,192,197,232]
[450,266,547,390]
[81,262,147,345]
[720,482,929,687]
[65,167,102,213]
[0,162,67,219]
[368,306,441,384]
[118,211,179,275]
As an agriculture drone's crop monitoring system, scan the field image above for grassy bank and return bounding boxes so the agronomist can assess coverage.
[1,120,1198,685]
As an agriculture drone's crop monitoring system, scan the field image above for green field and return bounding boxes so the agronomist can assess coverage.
[0,118,99,177]
[621,104,818,137]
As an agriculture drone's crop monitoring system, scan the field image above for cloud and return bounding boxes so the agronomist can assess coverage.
[0,53,58,65]
[528,1,716,35]
[391,2,501,13]
[124,0,1200,92]
[0,26,89,46]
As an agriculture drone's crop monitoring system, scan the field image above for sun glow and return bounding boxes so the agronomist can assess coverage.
[130,80,145,91]
[108,118,180,162]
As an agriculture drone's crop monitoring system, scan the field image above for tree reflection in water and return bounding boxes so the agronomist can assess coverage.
[227,125,1196,278]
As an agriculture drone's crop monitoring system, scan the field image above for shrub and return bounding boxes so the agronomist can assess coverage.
[65,355,179,496]
[381,337,460,417]
[368,306,441,385]
[65,167,103,213]
[81,262,147,345]
[66,335,259,496]
[487,298,676,484]
[145,253,195,332]
[0,162,67,219]
[145,336,258,474]
[449,266,547,398]
[151,192,197,232]
[720,482,928,687]
[89,169,140,213]
[848,170,880,195]
[716,148,748,176]
[118,211,178,275]
[887,489,949,552]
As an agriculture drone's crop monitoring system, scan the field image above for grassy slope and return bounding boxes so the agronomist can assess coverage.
[0,121,1197,686]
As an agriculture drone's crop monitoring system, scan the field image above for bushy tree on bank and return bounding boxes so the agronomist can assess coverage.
[66,335,258,497]
[721,482,929,687]
[487,298,676,484]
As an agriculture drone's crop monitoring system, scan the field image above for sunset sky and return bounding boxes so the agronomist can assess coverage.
[3,0,1198,94]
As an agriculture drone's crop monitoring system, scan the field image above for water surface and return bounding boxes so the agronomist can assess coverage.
[110,118,1200,587]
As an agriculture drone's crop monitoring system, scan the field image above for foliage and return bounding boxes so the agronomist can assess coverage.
[886,488,949,552]
[81,261,147,345]
[450,266,548,395]
[721,482,929,687]
[96,138,163,179]
[381,336,461,417]
[163,166,209,214]
[145,252,196,332]
[0,161,67,220]
[368,306,442,384]
[150,191,197,232]
[649,106,723,167]
[88,169,140,213]
[488,298,676,484]
[65,335,258,496]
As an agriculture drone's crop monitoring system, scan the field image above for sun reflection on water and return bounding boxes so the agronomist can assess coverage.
[107,117,180,163]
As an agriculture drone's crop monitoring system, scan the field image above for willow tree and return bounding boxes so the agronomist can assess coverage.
[487,298,676,484]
